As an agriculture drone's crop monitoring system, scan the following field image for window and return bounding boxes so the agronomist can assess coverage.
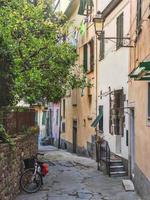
[83,40,94,73]
[99,106,103,132]
[63,99,65,118]
[42,111,46,125]
[116,13,124,49]
[56,109,59,125]
[89,39,94,71]
[78,0,94,16]
[114,89,124,135]
[148,83,150,119]
[83,44,88,72]
[62,122,65,132]
[136,0,142,34]
[110,89,125,135]
[99,31,105,60]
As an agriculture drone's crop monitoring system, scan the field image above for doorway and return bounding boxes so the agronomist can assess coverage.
[130,109,135,179]
[73,120,77,153]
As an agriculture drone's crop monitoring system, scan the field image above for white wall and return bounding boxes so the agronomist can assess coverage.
[97,0,130,159]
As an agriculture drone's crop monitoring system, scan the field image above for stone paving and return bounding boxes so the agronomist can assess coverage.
[16,146,141,200]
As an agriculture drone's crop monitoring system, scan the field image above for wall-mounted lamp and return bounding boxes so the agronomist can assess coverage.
[93,11,133,48]
[93,11,104,36]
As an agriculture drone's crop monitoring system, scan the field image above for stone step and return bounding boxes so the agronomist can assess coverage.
[110,171,127,177]
[110,160,122,166]
[110,165,124,172]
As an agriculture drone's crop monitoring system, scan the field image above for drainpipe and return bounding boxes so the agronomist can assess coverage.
[95,0,99,170]
[58,101,62,149]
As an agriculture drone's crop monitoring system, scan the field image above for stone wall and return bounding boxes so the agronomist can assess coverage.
[134,164,150,200]
[0,134,38,200]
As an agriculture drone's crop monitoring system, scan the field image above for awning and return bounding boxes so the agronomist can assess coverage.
[129,61,150,81]
[78,0,94,15]
[91,113,103,128]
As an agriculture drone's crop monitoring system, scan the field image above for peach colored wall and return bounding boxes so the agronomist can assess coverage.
[129,0,150,179]
[61,1,96,150]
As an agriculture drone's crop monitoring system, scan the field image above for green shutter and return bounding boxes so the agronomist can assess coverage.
[136,0,142,32]
[42,111,46,125]
[91,106,103,128]
[116,13,123,49]
[99,106,103,132]
[78,0,94,15]
[83,44,88,72]
[78,0,86,15]
[90,39,94,71]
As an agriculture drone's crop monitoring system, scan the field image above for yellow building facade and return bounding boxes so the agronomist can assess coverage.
[60,0,97,156]
[129,0,150,199]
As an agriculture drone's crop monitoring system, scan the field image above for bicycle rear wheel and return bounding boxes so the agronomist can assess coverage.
[20,168,42,193]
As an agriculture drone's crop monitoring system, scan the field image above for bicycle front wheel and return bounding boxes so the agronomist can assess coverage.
[20,168,42,193]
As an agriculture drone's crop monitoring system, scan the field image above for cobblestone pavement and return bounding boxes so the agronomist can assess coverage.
[16,146,141,200]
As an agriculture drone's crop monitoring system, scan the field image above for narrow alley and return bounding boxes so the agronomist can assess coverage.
[16,146,141,200]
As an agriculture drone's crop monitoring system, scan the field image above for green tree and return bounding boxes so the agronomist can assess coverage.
[0,34,14,107]
[0,0,82,105]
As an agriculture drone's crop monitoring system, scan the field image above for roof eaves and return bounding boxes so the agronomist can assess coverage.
[102,0,123,19]
[64,0,79,18]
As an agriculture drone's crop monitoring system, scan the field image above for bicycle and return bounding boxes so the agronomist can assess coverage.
[20,153,49,193]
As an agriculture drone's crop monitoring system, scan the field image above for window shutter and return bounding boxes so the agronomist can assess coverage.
[116,16,120,48]
[99,31,105,60]
[78,0,94,16]
[109,92,112,134]
[99,105,103,132]
[116,13,123,49]
[56,109,59,125]
[90,39,94,71]
[63,99,65,118]
[83,44,88,72]
[120,13,123,46]
[148,83,150,118]
[113,89,124,136]
[136,0,142,32]
[62,122,65,132]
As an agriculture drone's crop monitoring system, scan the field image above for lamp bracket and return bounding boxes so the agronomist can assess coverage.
[97,36,134,48]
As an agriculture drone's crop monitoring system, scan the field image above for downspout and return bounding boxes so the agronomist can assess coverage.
[95,0,99,170]
[58,101,61,149]
[95,0,98,117]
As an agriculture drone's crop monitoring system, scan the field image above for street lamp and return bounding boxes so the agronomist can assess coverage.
[93,11,104,36]
[93,11,133,47]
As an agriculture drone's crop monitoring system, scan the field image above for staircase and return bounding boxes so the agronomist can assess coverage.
[109,158,127,177]
[98,140,127,177]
